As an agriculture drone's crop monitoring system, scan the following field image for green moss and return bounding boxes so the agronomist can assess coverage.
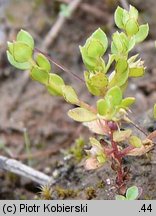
[39,185,53,200]
[143,195,153,200]
[85,187,97,200]
[96,180,105,189]
[68,137,85,162]
[55,186,78,199]
[6,172,19,186]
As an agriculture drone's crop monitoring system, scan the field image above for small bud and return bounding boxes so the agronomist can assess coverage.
[107,121,118,131]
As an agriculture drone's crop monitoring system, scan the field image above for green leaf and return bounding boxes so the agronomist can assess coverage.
[112,32,124,53]
[113,129,132,142]
[128,54,139,64]
[129,67,144,77]
[36,53,51,72]
[109,59,129,87]
[30,65,49,85]
[89,137,107,164]
[122,9,130,26]
[120,97,135,108]
[111,42,118,54]
[114,6,124,29]
[62,85,79,105]
[125,19,139,36]
[129,5,138,20]
[96,86,122,118]
[7,42,14,55]
[127,37,136,51]
[13,42,33,63]
[91,28,108,54]
[80,28,108,72]
[86,38,105,58]
[154,104,156,119]
[129,136,142,148]
[68,108,97,122]
[134,24,149,43]
[111,32,130,55]
[105,54,116,72]
[7,51,31,70]
[47,74,64,96]
[120,80,128,93]
[120,33,129,50]
[84,72,108,96]
[16,29,34,49]
[126,186,139,200]
[97,155,106,164]
[98,98,114,118]
[106,86,122,106]
[80,47,106,72]
[97,99,109,116]
[80,46,97,71]
[89,137,102,148]
[115,195,126,200]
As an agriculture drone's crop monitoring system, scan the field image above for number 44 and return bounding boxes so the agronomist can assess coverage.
[141,204,152,212]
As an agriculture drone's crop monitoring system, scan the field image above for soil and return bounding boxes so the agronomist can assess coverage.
[0,0,156,200]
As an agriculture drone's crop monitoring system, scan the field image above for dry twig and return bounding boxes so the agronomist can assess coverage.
[0,155,54,185]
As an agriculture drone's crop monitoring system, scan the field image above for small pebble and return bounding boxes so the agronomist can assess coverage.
[106,178,111,185]
[52,169,60,179]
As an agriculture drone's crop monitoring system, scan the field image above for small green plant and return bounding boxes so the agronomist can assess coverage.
[59,3,71,18]
[7,5,156,199]
[116,186,139,200]
[68,137,85,162]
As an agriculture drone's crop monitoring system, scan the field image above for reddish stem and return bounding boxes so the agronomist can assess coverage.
[110,130,124,187]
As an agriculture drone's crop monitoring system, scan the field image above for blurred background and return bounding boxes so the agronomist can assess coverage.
[0,0,156,199]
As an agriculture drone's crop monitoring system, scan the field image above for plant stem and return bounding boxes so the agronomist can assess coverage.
[79,100,97,114]
[35,48,85,84]
[110,130,123,187]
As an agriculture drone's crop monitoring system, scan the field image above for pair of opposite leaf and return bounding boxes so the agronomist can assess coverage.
[7,29,82,105]
[116,186,139,200]
[85,130,154,171]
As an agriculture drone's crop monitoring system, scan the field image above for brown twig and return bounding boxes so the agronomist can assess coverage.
[42,0,82,50]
